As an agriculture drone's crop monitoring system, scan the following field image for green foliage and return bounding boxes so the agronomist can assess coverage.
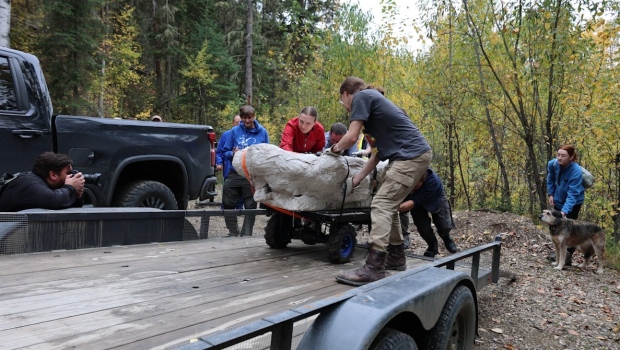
[8,0,620,258]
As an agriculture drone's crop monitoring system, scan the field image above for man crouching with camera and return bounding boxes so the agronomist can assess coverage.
[0,152,84,212]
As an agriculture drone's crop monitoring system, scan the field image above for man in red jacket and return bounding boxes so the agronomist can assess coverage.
[279,106,326,153]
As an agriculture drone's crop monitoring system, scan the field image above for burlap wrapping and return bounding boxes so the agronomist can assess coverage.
[231,143,384,211]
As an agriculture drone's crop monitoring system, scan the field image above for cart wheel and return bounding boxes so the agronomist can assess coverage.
[425,285,476,350]
[326,224,356,263]
[265,213,292,249]
[370,327,418,350]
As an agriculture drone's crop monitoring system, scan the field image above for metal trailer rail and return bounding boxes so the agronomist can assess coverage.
[176,236,502,350]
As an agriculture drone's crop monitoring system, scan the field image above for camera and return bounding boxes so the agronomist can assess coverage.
[70,169,101,185]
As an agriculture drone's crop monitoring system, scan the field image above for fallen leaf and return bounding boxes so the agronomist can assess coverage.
[491,328,503,334]
[567,329,579,336]
[504,344,517,350]
[559,312,569,317]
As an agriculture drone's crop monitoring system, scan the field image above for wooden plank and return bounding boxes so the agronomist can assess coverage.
[0,238,461,349]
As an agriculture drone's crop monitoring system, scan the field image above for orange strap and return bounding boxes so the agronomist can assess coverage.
[240,149,305,220]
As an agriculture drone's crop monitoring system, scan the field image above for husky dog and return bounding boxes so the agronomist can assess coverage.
[539,209,605,274]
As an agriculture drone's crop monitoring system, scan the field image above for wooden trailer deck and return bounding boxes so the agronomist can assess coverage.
[0,236,448,349]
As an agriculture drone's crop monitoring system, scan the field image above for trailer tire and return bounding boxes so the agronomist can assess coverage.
[265,213,292,249]
[370,327,418,350]
[326,224,356,264]
[113,180,178,210]
[425,285,476,350]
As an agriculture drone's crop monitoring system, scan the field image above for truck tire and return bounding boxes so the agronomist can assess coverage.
[326,224,356,264]
[425,285,476,350]
[265,213,292,249]
[113,180,178,210]
[370,327,418,350]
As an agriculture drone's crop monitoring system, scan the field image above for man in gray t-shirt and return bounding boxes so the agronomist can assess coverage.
[328,77,432,286]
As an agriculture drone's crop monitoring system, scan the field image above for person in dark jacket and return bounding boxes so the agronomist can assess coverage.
[0,152,84,212]
[322,122,358,156]
[221,105,270,237]
[398,168,457,258]
[546,144,585,265]
[279,106,325,153]
[214,114,243,210]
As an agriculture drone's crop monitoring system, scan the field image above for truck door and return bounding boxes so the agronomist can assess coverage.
[0,55,53,174]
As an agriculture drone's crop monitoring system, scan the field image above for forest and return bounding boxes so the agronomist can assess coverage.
[2,0,620,243]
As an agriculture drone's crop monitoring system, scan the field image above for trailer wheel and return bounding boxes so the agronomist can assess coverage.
[425,285,476,350]
[326,224,356,264]
[370,327,418,350]
[265,213,292,249]
[113,180,178,210]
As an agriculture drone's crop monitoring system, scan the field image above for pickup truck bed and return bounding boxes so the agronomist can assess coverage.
[0,236,498,349]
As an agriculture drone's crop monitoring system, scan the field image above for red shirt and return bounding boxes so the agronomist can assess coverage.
[279,117,326,153]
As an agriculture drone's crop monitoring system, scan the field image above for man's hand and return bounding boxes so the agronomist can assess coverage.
[343,177,354,196]
[323,145,342,157]
[548,195,554,207]
[216,164,223,171]
[399,200,414,213]
[65,172,85,197]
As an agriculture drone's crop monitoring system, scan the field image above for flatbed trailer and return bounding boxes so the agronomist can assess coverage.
[0,208,502,349]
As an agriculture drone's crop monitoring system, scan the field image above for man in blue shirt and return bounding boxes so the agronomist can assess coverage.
[398,168,457,259]
[221,105,270,237]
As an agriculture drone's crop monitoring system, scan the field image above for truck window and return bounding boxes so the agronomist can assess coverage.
[0,57,18,111]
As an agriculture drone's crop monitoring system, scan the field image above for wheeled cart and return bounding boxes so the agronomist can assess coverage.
[264,207,371,263]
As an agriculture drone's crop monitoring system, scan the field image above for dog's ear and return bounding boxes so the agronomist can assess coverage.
[551,210,562,218]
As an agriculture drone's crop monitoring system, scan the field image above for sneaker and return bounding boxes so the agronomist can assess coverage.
[442,237,458,253]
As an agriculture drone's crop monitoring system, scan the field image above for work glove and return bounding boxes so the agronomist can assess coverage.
[323,145,342,157]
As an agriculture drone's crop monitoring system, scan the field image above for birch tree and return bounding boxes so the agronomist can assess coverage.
[0,0,10,47]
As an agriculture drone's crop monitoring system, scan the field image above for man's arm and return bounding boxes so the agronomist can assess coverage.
[21,175,84,210]
[351,151,380,188]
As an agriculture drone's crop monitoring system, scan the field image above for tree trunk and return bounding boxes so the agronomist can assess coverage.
[245,0,253,105]
[0,0,11,47]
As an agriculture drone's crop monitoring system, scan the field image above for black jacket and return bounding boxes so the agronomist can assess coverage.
[0,172,83,212]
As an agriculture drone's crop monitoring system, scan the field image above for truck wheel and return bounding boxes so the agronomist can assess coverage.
[370,327,418,350]
[326,224,356,264]
[114,180,178,210]
[425,285,476,350]
[265,213,292,249]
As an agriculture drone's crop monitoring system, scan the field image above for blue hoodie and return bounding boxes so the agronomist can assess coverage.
[223,120,270,173]
[547,159,584,214]
[216,129,233,178]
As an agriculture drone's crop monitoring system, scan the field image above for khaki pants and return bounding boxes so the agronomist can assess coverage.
[369,151,432,252]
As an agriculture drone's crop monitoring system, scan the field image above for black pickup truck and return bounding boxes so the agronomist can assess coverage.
[0,47,217,209]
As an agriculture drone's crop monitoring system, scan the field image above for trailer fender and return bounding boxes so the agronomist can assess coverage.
[298,267,477,350]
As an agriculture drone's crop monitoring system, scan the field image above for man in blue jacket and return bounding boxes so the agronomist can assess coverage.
[221,105,270,237]
[397,168,457,261]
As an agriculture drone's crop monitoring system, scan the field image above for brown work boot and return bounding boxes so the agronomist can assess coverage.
[335,249,387,286]
[385,244,406,271]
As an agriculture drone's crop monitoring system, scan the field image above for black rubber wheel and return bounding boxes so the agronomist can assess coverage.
[113,180,178,210]
[326,224,357,264]
[425,285,476,350]
[264,212,293,249]
[370,327,418,350]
